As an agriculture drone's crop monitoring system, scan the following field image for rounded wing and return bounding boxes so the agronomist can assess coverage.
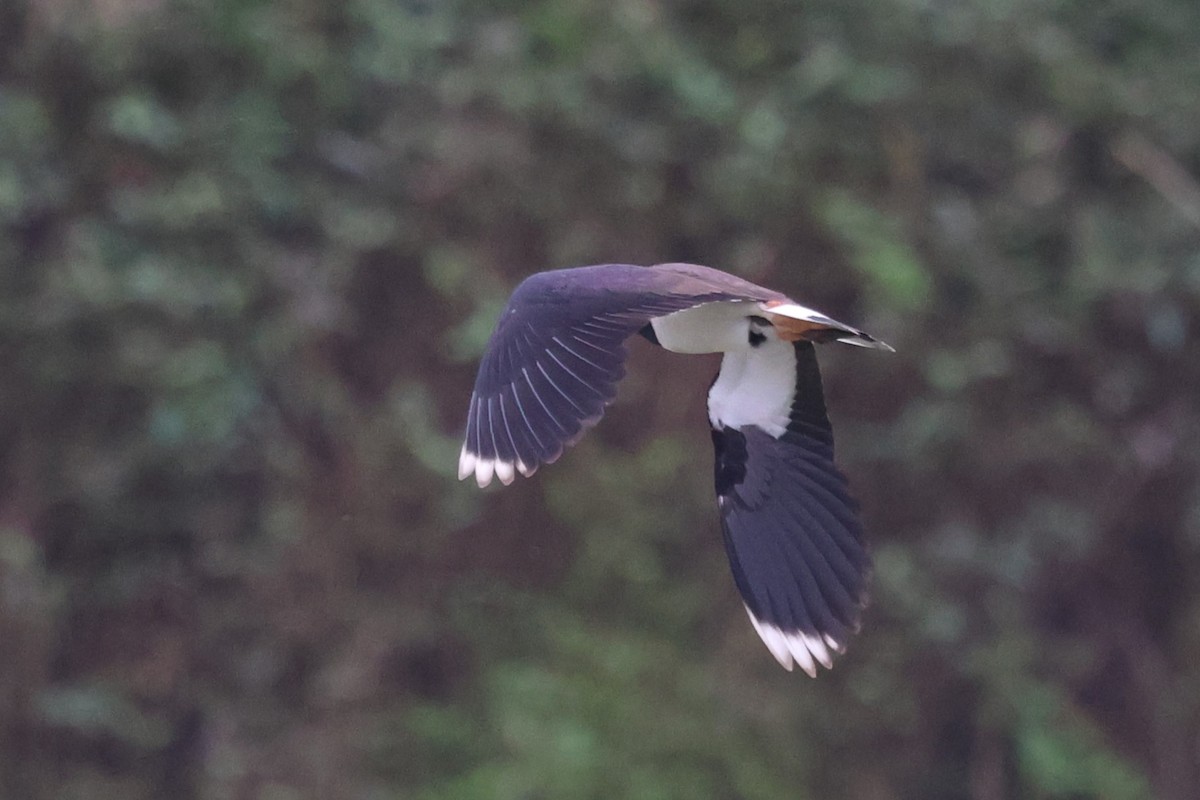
[459,264,768,487]
[712,342,871,675]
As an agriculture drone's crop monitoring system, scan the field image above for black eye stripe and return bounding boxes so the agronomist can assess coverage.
[749,315,771,326]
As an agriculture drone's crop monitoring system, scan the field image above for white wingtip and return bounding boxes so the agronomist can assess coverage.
[461,446,528,488]
[474,457,496,488]
[744,606,840,677]
[458,445,476,481]
[494,459,515,486]
[748,609,799,673]
[803,631,834,670]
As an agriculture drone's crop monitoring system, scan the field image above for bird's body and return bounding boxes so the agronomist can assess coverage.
[458,262,891,674]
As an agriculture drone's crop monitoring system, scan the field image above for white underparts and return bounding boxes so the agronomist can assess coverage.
[707,333,794,437]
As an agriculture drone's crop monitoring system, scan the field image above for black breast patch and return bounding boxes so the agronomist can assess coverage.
[711,426,748,499]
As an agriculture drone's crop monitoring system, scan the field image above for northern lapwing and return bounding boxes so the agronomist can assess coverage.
[458,262,892,675]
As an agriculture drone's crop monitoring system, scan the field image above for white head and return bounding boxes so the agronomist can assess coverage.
[650,302,775,354]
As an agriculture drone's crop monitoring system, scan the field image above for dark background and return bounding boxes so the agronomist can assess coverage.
[2,1,1199,798]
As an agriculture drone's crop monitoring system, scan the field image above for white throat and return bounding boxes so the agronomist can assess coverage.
[707,335,794,436]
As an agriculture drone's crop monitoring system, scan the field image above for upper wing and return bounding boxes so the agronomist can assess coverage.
[713,342,871,675]
[459,264,761,487]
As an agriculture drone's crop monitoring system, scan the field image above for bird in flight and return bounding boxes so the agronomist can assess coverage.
[458,263,892,675]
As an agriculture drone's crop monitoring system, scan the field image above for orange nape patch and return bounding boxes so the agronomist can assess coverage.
[764,312,837,342]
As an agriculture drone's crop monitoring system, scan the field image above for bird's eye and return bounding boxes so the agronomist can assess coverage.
[747,315,770,346]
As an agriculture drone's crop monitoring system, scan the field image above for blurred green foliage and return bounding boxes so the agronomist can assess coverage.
[2,0,1199,798]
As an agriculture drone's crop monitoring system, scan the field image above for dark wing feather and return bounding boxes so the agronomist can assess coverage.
[713,342,871,675]
[461,264,768,486]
